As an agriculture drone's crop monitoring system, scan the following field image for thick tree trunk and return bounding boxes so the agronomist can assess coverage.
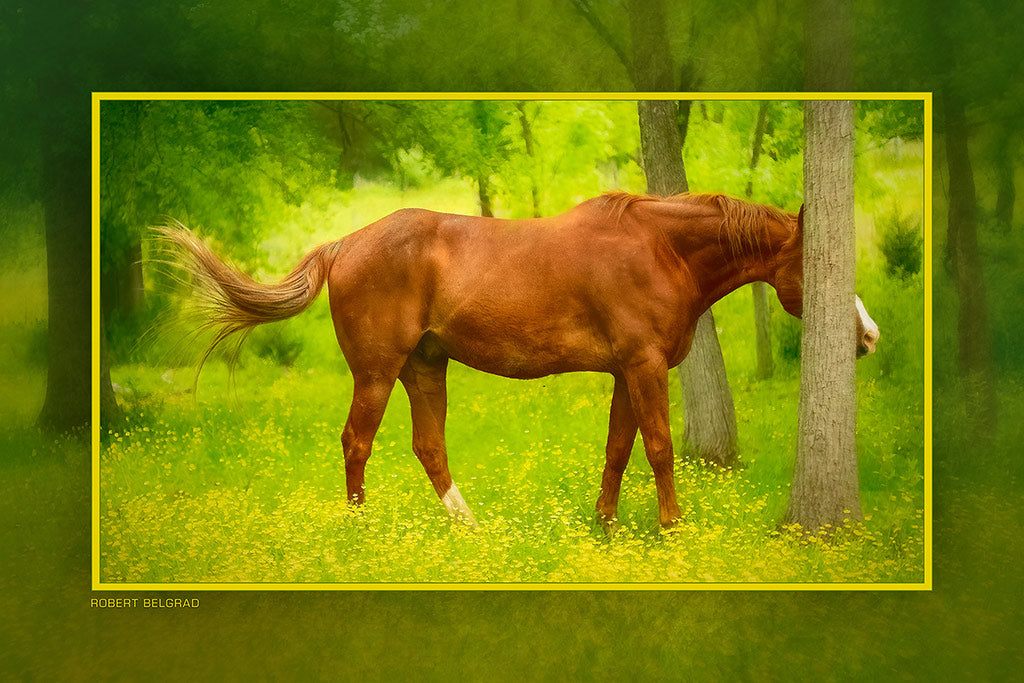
[786,99,861,530]
[747,101,774,380]
[637,101,686,191]
[944,92,998,434]
[786,0,861,530]
[37,81,120,431]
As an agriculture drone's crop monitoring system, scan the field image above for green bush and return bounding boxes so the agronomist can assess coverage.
[775,314,802,365]
[250,322,304,367]
[877,206,923,279]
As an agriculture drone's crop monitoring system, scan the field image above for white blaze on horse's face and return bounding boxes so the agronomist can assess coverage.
[856,295,880,356]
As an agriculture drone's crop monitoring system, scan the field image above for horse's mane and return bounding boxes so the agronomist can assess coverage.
[598,191,797,261]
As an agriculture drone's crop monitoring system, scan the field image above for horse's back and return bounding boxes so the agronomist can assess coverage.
[326,203,679,378]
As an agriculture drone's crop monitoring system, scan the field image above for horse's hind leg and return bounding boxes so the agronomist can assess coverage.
[399,352,477,526]
[596,376,638,534]
[342,373,398,505]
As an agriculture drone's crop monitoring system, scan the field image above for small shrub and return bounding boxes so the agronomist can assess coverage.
[775,314,802,365]
[250,323,303,367]
[877,206,923,279]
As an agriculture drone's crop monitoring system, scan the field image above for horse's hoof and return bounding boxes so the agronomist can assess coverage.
[597,515,619,537]
[660,517,682,530]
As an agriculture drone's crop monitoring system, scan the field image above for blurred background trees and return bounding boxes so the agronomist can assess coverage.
[3,0,1022,677]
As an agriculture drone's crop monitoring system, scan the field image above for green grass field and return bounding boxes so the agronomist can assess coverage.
[100,271,925,585]
[97,141,927,586]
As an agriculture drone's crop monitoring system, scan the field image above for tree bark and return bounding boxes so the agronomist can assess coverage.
[678,313,739,465]
[786,99,861,530]
[637,101,686,192]
[747,101,774,380]
[786,0,861,530]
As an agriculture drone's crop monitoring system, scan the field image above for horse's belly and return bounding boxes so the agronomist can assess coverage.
[434,317,610,379]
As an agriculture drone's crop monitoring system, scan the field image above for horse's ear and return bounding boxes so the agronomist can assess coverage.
[797,204,805,237]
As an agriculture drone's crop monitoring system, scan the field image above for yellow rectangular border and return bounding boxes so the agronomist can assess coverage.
[92,91,933,592]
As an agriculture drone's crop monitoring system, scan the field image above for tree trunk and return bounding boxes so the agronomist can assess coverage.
[102,226,146,320]
[516,102,541,218]
[636,101,739,467]
[944,92,998,434]
[993,134,1015,232]
[678,313,739,465]
[99,305,123,427]
[628,0,737,467]
[786,0,860,530]
[37,80,120,432]
[477,174,494,217]
[637,101,686,192]
[786,99,861,530]
[747,101,774,380]
[751,283,774,380]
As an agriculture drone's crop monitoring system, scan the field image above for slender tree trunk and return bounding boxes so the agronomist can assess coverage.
[786,0,861,530]
[747,101,774,380]
[751,283,774,380]
[103,227,146,320]
[99,304,123,427]
[516,102,541,218]
[993,133,1015,232]
[746,102,769,199]
[477,174,494,217]
[121,103,146,317]
[944,92,998,434]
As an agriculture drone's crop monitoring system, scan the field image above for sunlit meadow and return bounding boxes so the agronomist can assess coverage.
[100,274,925,585]
[99,117,926,586]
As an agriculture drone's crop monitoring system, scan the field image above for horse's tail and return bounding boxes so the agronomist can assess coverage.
[154,221,344,375]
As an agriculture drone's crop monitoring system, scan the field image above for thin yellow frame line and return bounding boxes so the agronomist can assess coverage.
[93,91,932,102]
[95,582,930,592]
[92,91,932,592]
[922,93,934,590]
[92,93,102,589]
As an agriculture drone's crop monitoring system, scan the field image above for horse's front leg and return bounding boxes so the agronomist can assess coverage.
[622,356,682,527]
[596,376,637,534]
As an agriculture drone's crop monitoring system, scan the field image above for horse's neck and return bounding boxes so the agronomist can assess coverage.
[655,205,786,310]
[690,245,777,311]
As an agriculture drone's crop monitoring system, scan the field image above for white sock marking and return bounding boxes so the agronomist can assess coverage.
[441,483,478,527]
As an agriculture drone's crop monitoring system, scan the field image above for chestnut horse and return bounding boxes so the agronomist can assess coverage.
[160,192,879,528]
